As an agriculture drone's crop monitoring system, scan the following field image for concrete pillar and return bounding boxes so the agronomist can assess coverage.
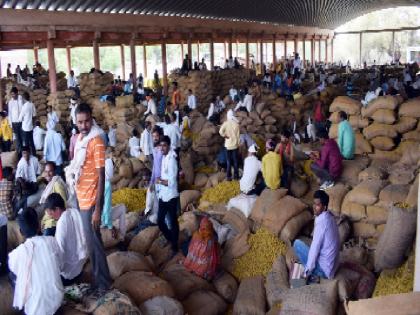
[224,42,227,60]
[283,39,287,59]
[130,40,137,93]
[392,31,395,62]
[311,39,314,65]
[47,39,57,93]
[303,40,306,66]
[331,37,334,63]
[236,41,239,58]
[260,40,264,69]
[143,45,147,79]
[359,33,363,67]
[181,42,184,63]
[294,39,298,55]
[120,45,126,80]
[245,38,249,68]
[66,46,72,74]
[161,42,168,96]
[210,39,215,70]
[93,39,100,70]
[318,40,321,63]
[34,47,39,64]
[325,39,328,63]
[228,38,233,58]
[197,42,200,62]
[265,42,268,63]
[272,36,277,70]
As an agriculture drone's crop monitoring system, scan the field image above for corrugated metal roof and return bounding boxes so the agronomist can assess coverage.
[1,0,419,28]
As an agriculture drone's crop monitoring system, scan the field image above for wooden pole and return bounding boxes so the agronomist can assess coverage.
[120,44,126,80]
[34,47,39,64]
[93,39,100,70]
[66,46,72,74]
[161,42,168,96]
[130,40,137,93]
[143,45,147,79]
[47,39,57,93]
[245,38,249,68]
[210,39,215,70]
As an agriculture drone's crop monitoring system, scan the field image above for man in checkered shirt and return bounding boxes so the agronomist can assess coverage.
[0,167,14,219]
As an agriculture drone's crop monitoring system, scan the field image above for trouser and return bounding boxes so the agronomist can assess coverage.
[79,207,112,290]
[0,225,7,275]
[226,148,239,180]
[246,181,266,196]
[111,204,127,240]
[22,130,36,155]
[12,122,23,154]
[43,226,56,236]
[55,164,63,177]
[61,272,82,287]
[1,139,11,152]
[293,239,326,278]
[310,162,333,184]
[158,197,179,251]
[281,165,294,191]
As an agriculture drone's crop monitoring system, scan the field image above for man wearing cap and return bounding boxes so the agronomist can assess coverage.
[240,144,263,195]
[262,139,283,190]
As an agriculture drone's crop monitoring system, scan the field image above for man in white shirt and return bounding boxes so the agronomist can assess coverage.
[8,87,24,154]
[293,53,302,76]
[228,56,235,69]
[16,146,40,198]
[234,91,253,112]
[47,106,59,126]
[187,89,197,111]
[129,129,141,158]
[108,123,117,148]
[69,98,78,127]
[240,144,263,195]
[144,95,157,116]
[43,193,88,286]
[33,121,46,151]
[156,135,179,256]
[19,92,36,155]
[140,121,154,165]
[67,70,78,89]
[163,113,181,153]
[43,120,66,176]
[9,208,63,315]
[229,84,238,102]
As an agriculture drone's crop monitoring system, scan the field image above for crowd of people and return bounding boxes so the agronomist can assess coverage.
[0,53,418,314]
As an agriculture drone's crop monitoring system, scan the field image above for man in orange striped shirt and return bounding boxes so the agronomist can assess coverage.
[75,103,111,292]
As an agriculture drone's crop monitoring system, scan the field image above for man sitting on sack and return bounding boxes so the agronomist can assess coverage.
[293,190,340,281]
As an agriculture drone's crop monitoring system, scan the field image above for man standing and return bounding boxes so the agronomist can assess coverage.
[8,87,23,154]
[293,190,340,280]
[337,111,355,160]
[140,121,154,166]
[187,89,197,111]
[219,110,240,181]
[67,103,111,292]
[156,136,179,256]
[43,121,66,176]
[19,92,36,155]
[33,121,46,152]
[0,167,14,219]
[240,144,263,195]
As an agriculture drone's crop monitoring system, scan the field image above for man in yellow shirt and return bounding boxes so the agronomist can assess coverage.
[40,161,68,236]
[219,110,240,181]
[262,139,283,190]
[0,111,13,152]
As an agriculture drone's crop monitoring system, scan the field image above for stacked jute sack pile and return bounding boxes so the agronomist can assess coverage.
[168,69,254,113]
[79,72,114,101]
[329,95,420,160]
[47,90,76,125]
[31,89,48,125]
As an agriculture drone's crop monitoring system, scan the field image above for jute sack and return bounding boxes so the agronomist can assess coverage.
[394,116,417,134]
[402,129,420,142]
[0,151,18,168]
[180,152,194,185]
[0,277,15,315]
[233,276,266,315]
[350,115,369,129]
[398,97,420,118]
[346,292,420,315]
[194,173,208,188]
[265,255,289,308]
[328,123,338,139]
[324,183,350,215]
[161,263,214,300]
[347,179,387,206]
[279,281,338,315]
[370,109,396,125]
[370,136,395,151]
[379,184,410,205]
[363,123,397,140]
[113,271,175,306]
[361,96,398,118]
[330,96,361,115]
[341,157,370,187]
[140,296,183,315]
[262,196,307,235]
[355,132,373,154]
[399,143,420,165]
[280,211,312,245]
[222,207,250,234]
[212,272,238,303]
[330,267,361,301]
[250,188,288,226]
[369,148,402,163]
[147,238,173,268]
[374,203,417,271]
[358,166,387,182]
[405,175,418,207]
[180,190,201,211]
[84,290,142,315]
[341,194,366,221]
[128,226,160,255]
[222,230,250,262]
[290,177,309,198]
[340,244,368,266]
[366,205,388,224]
[183,290,227,315]
[335,215,351,246]
[179,211,199,236]
[107,251,153,280]
[353,222,377,238]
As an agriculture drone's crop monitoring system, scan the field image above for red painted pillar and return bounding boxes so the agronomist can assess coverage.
[34,47,39,64]
[93,40,100,70]
[143,45,148,79]
[245,38,249,69]
[130,40,137,93]
[161,42,168,95]
[120,44,126,80]
[272,36,277,70]
[210,39,215,70]
[66,46,72,74]
[47,39,57,93]
[260,40,264,68]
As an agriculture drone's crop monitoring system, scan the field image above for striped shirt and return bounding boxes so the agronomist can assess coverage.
[76,136,105,210]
